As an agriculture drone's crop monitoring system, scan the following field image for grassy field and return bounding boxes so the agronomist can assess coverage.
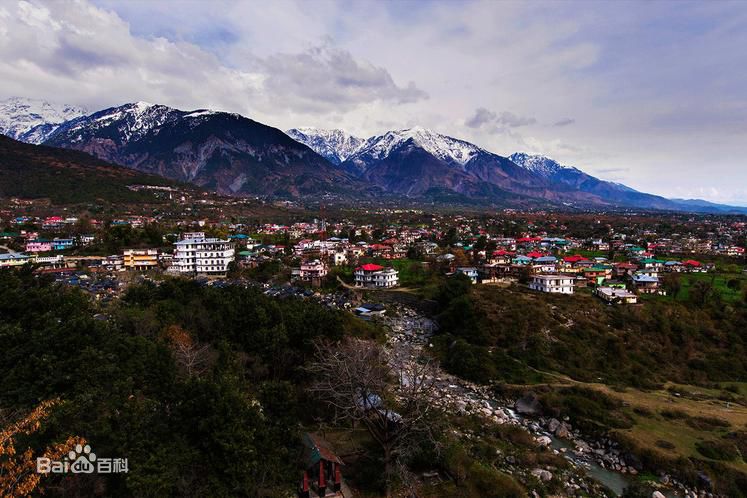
[529,374,747,476]
[356,257,434,287]
[676,271,747,302]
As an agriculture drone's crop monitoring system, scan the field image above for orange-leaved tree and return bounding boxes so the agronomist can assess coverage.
[0,399,84,497]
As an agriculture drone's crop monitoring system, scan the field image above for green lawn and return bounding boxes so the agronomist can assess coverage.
[357,257,434,287]
[677,272,746,302]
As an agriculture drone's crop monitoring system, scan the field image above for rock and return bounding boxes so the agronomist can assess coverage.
[515,392,542,416]
[531,468,553,482]
[652,492,666,498]
[536,436,552,446]
[548,418,561,432]
[555,423,570,438]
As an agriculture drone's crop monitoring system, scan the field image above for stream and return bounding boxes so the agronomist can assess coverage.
[381,306,685,497]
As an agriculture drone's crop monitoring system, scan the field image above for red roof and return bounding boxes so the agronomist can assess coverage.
[357,263,384,271]
[564,254,589,263]
[492,249,515,256]
[516,236,542,243]
[683,260,701,267]
[526,251,545,259]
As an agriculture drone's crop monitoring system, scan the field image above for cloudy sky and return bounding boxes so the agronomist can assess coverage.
[2,0,746,204]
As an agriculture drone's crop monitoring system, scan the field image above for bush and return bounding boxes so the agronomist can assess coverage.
[695,440,740,461]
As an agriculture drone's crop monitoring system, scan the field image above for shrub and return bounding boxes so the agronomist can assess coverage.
[695,440,740,461]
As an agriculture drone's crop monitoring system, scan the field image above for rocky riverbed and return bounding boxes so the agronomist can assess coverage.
[379,305,707,498]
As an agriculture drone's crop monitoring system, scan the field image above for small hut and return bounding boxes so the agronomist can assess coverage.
[299,433,344,498]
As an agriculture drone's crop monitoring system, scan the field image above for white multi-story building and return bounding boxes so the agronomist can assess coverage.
[354,264,399,288]
[528,274,574,294]
[171,234,234,276]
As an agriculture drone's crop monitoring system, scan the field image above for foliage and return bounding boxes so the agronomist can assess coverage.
[0,270,347,496]
[1,399,84,497]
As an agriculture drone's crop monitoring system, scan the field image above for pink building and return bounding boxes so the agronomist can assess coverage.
[26,240,52,253]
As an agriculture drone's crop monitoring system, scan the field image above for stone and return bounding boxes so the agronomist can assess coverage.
[531,468,553,482]
[555,423,570,438]
[536,436,552,446]
[548,418,561,432]
[652,492,666,498]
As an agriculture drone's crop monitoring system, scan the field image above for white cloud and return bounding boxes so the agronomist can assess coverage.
[0,0,746,203]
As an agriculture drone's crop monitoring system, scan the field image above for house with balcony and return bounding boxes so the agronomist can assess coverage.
[171,234,234,276]
[632,273,664,294]
[26,240,52,253]
[123,249,159,271]
[528,274,574,294]
[354,264,399,288]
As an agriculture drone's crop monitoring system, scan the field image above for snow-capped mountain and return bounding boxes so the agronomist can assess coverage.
[44,103,363,198]
[286,128,365,165]
[335,127,561,201]
[509,152,582,177]
[350,126,482,170]
[0,97,87,143]
[8,94,739,212]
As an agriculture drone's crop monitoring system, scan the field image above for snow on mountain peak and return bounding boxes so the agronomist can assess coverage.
[286,127,365,164]
[0,97,87,143]
[355,127,483,167]
[60,101,181,143]
[509,152,580,177]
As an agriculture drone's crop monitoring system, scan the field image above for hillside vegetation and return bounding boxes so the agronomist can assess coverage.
[0,135,182,204]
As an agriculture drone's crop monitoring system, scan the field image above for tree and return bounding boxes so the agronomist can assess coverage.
[662,272,682,299]
[1,399,83,497]
[164,325,211,377]
[307,338,441,497]
[690,280,716,307]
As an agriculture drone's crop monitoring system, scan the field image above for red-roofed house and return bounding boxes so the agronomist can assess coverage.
[354,264,399,288]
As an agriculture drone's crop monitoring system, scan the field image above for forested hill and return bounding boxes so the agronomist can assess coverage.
[0,135,183,204]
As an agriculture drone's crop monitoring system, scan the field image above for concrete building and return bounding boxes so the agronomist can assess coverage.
[293,259,329,282]
[529,274,575,294]
[455,267,479,284]
[595,286,638,304]
[354,263,399,288]
[123,249,159,271]
[171,234,234,275]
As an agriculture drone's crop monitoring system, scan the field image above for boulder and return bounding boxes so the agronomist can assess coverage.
[652,492,666,498]
[536,436,552,447]
[555,423,570,439]
[531,468,553,482]
[548,418,561,432]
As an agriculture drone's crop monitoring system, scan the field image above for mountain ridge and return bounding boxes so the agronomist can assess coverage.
[0,97,87,144]
[43,103,367,199]
[1,98,744,212]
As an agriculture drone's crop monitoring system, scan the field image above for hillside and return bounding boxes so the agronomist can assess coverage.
[0,135,184,204]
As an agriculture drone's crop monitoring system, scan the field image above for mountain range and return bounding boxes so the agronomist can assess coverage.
[0,97,87,144]
[1,97,745,213]
[43,102,363,198]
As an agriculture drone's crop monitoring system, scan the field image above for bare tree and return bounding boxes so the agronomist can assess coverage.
[307,338,441,497]
[164,325,211,377]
